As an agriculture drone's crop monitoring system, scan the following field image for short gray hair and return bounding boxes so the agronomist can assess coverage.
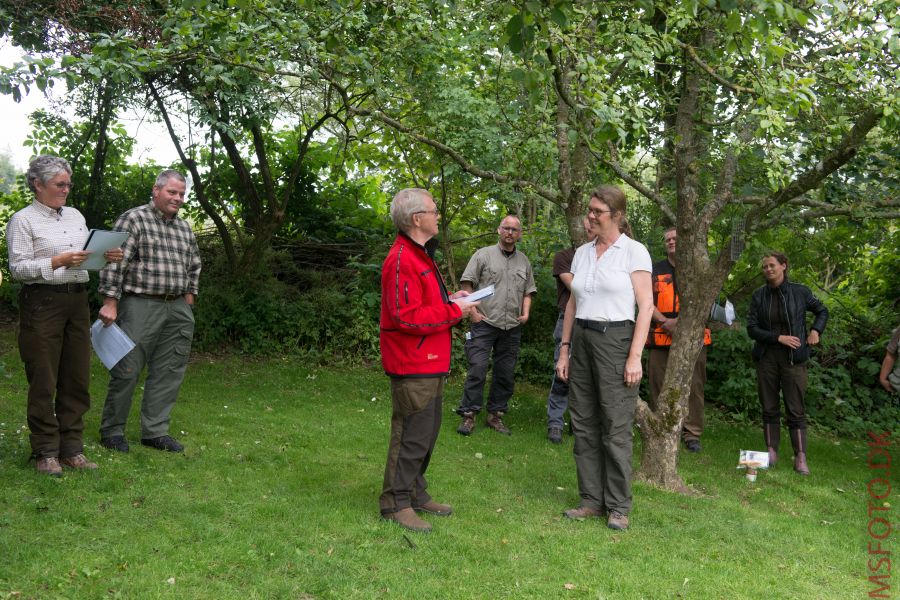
[26,155,72,193]
[390,188,432,232]
[154,169,186,189]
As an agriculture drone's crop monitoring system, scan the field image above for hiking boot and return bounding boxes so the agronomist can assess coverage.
[457,413,476,436]
[684,439,702,453]
[607,511,629,530]
[548,427,563,444]
[563,506,604,520]
[140,435,184,452]
[36,456,63,477]
[486,412,511,435]
[413,501,453,516]
[100,435,130,453]
[60,453,99,470]
[794,452,810,476]
[383,507,432,533]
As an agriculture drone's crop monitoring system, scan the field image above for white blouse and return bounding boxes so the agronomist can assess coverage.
[569,233,651,322]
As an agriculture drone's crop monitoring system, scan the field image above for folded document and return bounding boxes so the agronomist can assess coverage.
[452,284,494,303]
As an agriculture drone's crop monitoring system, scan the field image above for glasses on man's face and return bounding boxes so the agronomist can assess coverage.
[52,182,74,191]
[415,209,439,216]
[587,208,611,218]
[500,226,520,233]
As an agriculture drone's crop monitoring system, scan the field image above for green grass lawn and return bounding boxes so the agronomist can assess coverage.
[0,328,890,599]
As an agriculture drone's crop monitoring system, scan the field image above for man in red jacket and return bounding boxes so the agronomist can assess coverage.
[379,188,479,533]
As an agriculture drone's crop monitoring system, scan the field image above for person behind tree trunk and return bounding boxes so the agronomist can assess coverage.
[378,188,479,533]
[746,252,829,475]
[555,185,654,531]
[645,226,711,453]
[545,216,594,444]
[6,155,123,476]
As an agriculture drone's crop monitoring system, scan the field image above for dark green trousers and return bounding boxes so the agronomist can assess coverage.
[380,377,443,515]
[17,285,91,459]
[568,322,637,515]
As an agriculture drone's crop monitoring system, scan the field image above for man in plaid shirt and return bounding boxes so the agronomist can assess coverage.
[97,169,201,453]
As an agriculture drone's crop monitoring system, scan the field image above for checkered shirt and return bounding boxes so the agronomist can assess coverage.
[99,202,201,299]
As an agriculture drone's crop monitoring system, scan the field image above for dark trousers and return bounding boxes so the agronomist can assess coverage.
[647,346,707,442]
[546,314,569,429]
[756,348,808,430]
[457,321,522,415]
[17,285,91,459]
[568,322,637,515]
[380,377,443,515]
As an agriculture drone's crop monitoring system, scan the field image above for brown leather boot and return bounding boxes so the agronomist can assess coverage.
[60,453,99,470]
[457,412,476,436]
[794,452,810,476]
[486,412,511,435]
[789,428,810,475]
[383,507,432,532]
[413,501,452,516]
[36,456,63,477]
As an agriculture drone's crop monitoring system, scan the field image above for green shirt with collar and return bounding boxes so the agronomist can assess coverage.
[460,244,537,330]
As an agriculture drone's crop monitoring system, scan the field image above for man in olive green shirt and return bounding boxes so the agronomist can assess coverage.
[456,215,537,436]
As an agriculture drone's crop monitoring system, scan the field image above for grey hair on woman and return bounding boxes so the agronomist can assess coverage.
[390,188,433,233]
[26,155,72,193]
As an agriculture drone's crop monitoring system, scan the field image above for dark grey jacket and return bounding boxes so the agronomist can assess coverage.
[747,278,829,364]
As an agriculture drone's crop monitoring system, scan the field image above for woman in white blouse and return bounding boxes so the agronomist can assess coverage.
[555,185,653,531]
[6,155,122,476]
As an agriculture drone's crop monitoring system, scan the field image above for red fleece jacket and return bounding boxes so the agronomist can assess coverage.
[380,233,463,377]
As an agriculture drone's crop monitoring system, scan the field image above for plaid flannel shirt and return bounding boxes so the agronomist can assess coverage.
[99,202,201,299]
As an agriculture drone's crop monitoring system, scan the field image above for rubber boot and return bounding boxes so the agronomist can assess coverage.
[763,423,780,467]
[789,428,810,475]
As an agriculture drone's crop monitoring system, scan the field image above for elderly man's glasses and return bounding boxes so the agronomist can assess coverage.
[415,209,439,216]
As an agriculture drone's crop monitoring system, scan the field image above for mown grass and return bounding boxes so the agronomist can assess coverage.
[0,327,888,599]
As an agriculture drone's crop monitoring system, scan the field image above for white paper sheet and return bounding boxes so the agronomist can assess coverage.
[81,230,129,270]
[452,284,495,303]
[91,319,135,370]
[737,449,770,469]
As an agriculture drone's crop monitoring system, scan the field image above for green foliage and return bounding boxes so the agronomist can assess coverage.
[705,306,899,438]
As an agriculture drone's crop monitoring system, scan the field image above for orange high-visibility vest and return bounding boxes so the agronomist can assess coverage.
[647,270,711,347]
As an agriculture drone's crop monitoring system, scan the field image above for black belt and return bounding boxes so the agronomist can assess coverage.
[28,282,87,293]
[576,318,632,332]
[129,293,183,301]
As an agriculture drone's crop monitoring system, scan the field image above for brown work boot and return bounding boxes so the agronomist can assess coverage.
[607,510,630,530]
[486,412,511,435]
[414,500,453,516]
[793,452,810,476]
[36,456,63,477]
[563,506,604,520]
[60,453,99,470]
[383,507,432,533]
[457,412,476,436]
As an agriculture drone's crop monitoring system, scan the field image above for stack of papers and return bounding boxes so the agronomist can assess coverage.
[452,284,495,304]
[90,320,135,369]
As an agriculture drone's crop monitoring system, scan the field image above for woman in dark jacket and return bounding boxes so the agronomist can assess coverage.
[747,252,828,475]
